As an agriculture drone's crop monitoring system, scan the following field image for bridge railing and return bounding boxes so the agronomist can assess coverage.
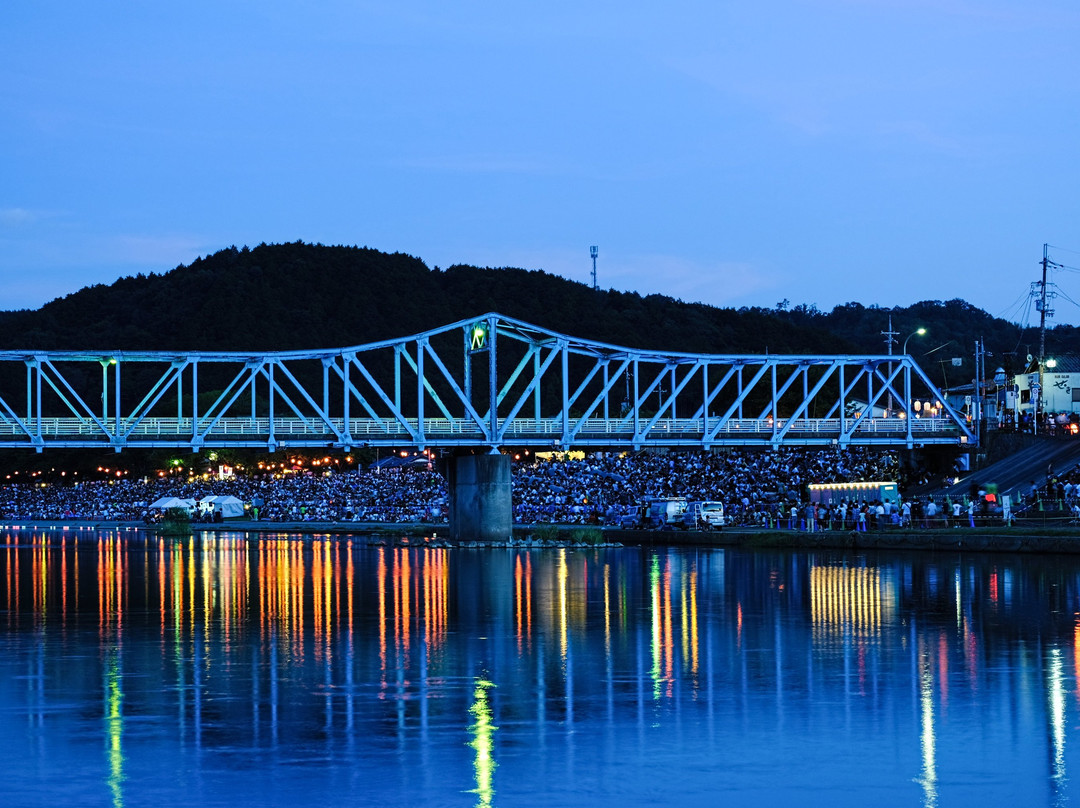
[0,414,967,448]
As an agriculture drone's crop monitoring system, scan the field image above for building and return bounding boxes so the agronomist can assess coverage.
[1013,355,1080,420]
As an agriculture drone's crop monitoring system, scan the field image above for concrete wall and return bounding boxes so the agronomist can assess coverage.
[447,453,512,541]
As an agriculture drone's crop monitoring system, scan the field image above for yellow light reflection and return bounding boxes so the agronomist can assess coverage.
[650,555,662,699]
[1074,616,1080,711]
[523,553,532,647]
[311,541,334,663]
[467,676,497,808]
[397,548,411,660]
[98,536,125,631]
[61,535,68,618]
[424,548,449,662]
[603,563,611,660]
[680,573,689,671]
[5,536,16,615]
[810,564,892,646]
[347,542,355,633]
[558,549,568,663]
[515,555,524,652]
[663,560,673,698]
[33,540,47,616]
[105,651,125,808]
[378,548,387,674]
[688,568,699,679]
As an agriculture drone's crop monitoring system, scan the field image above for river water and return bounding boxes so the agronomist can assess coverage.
[2,527,1079,807]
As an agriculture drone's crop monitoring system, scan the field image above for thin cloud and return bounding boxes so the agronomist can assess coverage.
[0,208,44,227]
[395,153,557,175]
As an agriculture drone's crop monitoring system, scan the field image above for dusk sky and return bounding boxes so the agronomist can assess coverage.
[3,2,1079,326]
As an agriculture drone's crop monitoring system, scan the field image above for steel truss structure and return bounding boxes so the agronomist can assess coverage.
[0,312,973,452]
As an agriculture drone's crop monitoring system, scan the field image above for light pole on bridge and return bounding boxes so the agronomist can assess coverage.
[883,318,925,416]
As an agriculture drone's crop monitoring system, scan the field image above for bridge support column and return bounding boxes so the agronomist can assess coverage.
[447,453,512,542]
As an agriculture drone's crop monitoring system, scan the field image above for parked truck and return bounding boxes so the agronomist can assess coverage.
[621,497,688,529]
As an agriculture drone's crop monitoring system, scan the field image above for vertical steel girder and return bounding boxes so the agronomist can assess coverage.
[0,312,973,451]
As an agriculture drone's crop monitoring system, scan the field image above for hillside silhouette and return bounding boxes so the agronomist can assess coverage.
[0,241,1068,390]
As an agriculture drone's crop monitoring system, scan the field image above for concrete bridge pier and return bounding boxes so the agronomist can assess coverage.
[446,452,512,542]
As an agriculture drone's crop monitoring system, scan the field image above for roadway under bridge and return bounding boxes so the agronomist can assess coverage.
[0,312,972,540]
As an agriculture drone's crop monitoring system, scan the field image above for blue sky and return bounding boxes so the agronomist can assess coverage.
[3,1,1079,326]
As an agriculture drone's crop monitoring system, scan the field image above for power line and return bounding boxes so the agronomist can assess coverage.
[994,287,1033,324]
[1053,286,1080,311]
[1047,243,1080,257]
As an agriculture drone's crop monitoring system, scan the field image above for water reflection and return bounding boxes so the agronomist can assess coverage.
[468,675,497,808]
[917,642,937,808]
[1048,646,1067,804]
[105,649,125,808]
[3,529,1080,806]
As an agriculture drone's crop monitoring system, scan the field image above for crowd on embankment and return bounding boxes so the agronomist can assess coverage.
[0,447,1074,528]
[512,447,900,526]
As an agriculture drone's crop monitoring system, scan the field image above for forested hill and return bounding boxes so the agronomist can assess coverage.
[0,242,846,354]
[0,242,1067,384]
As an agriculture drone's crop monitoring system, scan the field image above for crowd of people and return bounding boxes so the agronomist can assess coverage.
[511,447,901,526]
[0,466,449,524]
[0,446,929,528]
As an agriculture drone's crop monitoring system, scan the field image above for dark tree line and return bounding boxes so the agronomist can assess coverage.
[0,241,1063,387]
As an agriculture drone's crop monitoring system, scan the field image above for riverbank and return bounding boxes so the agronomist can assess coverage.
[5,519,1080,553]
[617,527,1080,554]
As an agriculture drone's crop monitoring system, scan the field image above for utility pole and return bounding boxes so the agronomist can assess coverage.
[882,315,898,416]
[1033,243,1057,432]
[973,338,987,448]
[1039,243,1049,367]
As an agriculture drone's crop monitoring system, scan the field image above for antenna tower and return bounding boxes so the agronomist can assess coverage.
[590,246,598,291]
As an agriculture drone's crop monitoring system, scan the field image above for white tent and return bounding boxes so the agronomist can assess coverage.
[149,496,196,512]
[199,495,246,519]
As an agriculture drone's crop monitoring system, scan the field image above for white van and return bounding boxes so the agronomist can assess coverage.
[683,501,725,529]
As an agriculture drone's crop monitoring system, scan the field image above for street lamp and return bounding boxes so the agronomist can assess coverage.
[888,327,925,417]
[993,367,1006,429]
[902,327,927,355]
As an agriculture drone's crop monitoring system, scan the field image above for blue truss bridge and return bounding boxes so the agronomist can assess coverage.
[0,312,973,453]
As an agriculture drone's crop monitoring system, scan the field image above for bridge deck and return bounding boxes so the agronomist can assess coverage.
[0,415,967,450]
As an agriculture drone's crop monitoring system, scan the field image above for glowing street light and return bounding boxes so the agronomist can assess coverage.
[903,327,927,355]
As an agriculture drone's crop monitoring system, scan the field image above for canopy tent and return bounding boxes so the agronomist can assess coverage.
[198,495,246,519]
[149,496,196,512]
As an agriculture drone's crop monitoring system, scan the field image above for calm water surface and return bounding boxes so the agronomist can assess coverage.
[2,527,1079,807]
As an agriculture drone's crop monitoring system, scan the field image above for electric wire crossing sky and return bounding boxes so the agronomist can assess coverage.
[0,313,973,452]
